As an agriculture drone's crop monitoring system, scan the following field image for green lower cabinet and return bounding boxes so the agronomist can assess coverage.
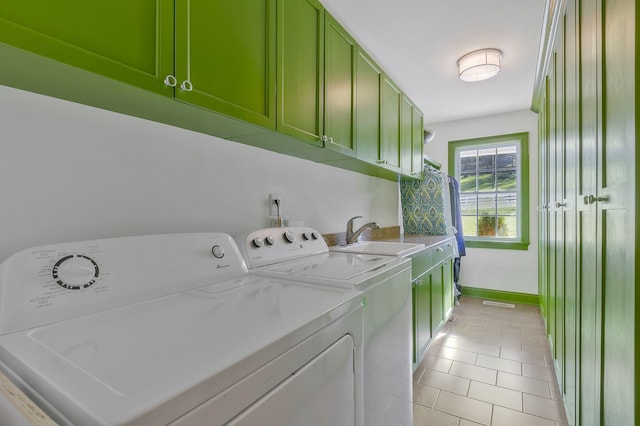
[174,0,276,129]
[413,277,431,365]
[0,0,174,95]
[442,257,454,318]
[429,266,444,337]
[276,0,324,146]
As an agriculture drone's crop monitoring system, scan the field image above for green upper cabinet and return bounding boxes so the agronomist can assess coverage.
[411,106,424,175]
[277,0,324,146]
[323,13,356,156]
[400,96,413,174]
[0,0,174,95]
[355,47,382,164]
[174,0,276,129]
[380,75,401,171]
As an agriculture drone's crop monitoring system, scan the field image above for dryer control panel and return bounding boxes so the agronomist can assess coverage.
[0,233,247,335]
[236,227,328,269]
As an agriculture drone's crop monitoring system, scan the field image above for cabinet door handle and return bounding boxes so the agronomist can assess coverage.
[435,247,443,252]
[585,194,609,204]
[163,75,177,87]
[556,201,567,208]
[180,80,193,92]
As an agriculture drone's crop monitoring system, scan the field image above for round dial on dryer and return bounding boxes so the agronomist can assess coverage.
[52,254,99,290]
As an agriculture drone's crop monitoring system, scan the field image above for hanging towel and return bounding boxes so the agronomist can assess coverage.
[448,176,466,256]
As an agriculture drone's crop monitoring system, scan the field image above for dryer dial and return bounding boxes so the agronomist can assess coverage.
[52,254,99,290]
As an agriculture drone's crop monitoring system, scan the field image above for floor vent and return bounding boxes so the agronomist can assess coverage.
[482,300,515,308]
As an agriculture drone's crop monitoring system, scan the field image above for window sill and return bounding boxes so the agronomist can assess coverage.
[464,240,530,251]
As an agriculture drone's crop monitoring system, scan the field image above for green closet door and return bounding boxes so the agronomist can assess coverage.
[355,48,381,164]
[430,267,444,336]
[324,13,356,155]
[0,0,173,94]
[277,0,324,145]
[175,0,276,129]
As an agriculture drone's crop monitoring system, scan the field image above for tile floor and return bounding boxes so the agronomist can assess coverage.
[412,296,569,426]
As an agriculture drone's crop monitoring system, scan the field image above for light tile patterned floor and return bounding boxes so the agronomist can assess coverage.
[413,296,569,426]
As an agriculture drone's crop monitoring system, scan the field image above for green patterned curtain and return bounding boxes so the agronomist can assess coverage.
[400,169,447,235]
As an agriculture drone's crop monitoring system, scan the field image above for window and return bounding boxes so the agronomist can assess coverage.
[448,132,530,250]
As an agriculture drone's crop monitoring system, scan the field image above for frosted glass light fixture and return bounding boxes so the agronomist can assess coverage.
[457,48,502,82]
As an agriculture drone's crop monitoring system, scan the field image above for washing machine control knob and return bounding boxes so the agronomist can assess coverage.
[265,235,276,245]
[283,231,295,243]
[311,231,321,240]
[252,237,264,248]
[302,231,312,240]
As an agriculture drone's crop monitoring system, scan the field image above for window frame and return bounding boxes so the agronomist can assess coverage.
[448,132,530,251]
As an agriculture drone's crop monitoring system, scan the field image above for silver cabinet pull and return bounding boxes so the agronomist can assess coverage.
[180,80,193,92]
[556,201,567,208]
[585,194,609,204]
[164,75,177,87]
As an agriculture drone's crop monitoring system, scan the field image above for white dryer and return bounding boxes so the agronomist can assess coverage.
[0,233,363,425]
[236,227,414,426]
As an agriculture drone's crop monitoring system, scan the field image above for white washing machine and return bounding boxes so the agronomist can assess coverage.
[236,227,414,426]
[0,233,363,425]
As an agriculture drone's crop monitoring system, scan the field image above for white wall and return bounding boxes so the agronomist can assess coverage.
[425,110,539,295]
[0,85,399,261]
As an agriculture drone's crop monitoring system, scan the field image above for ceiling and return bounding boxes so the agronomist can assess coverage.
[320,0,546,125]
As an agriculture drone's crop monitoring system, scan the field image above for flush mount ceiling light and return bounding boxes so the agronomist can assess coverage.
[457,48,502,82]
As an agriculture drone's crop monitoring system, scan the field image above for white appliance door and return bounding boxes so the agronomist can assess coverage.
[228,334,356,426]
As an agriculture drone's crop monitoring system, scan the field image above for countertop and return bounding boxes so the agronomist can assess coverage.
[323,225,454,249]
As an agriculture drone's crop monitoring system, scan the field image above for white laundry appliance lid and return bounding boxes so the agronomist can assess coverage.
[254,252,410,290]
[0,275,361,425]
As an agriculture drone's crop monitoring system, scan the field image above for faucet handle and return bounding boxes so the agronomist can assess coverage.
[347,216,362,230]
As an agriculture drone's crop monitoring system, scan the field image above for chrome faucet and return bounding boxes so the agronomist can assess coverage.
[345,216,380,245]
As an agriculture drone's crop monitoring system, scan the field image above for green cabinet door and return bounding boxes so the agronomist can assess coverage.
[323,13,356,155]
[400,95,413,174]
[380,75,401,171]
[414,277,431,363]
[174,0,276,129]
[0,0,173,95]
[277,0,324,145]
[442,257,454,319]
[411,107,424,176]
[430,265,444,336]
[355,47,381,164]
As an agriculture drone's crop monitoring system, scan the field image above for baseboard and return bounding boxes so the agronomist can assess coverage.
[461,286,539,305]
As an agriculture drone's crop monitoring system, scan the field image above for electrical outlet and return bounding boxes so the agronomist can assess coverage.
[269,194,281,217]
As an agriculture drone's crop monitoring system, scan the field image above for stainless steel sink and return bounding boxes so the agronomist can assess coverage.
[330,241,425,257]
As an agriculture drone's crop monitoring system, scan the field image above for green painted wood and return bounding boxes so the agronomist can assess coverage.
[553,28,566,389]
[600,0,635,422]
[400,96,413,174]
[411,106,424,176]
[276,0,324,145]
[561,2,579,423]
[0,0,174,95]
[429,267,444,336]
[323,13,356,156]
[174,0,276,129]
[380,75,401,171]
[354,47,382,164]
[578,0,602,423]
[461,288,539,306]
[414,278,431,363]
